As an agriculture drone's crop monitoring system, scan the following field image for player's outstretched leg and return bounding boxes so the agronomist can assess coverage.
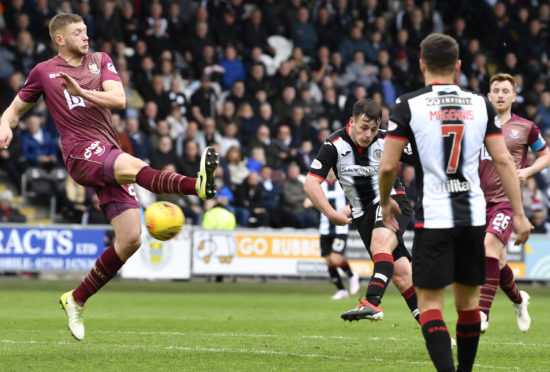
[196,146,219,200]
[133,146,218,200]
[59,291,85,341]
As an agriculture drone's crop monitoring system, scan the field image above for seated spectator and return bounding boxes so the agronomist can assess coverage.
[279,162,318,228]
[126,117,152,162]
[220,44,245,90]
[339,50,379,90]
[237,102,262,147]
[179,140,201,177]
[59,177,89,223]
[21,115,59,171]
[120,70,145,120]
[191,74,218,127]
[220,122,240,157]
[139,101,159,135]
[150,134,181,171]
[338,25,376,65]
[226,80,248,112]
[529,207,549,234]
[0,125,25,192]
[291,6,318,56]
[247,125,279,169]
[166,105,188,140]
[150,120,171,149]
[223,146,250,189]
[233,172,269,227]
[296,140,315,174]
[143,75,172,120]
[0,190,26,223]
[196,117,223,152]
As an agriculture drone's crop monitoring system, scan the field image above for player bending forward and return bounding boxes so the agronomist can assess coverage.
[479,73,550,332]
[304,98,420,322]
[0,14,218,341]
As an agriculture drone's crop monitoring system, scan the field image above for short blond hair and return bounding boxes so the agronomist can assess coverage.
[489,73,516,90]
[49,13,83,40]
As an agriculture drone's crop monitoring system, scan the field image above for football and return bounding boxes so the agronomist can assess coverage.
[144,201,185,241]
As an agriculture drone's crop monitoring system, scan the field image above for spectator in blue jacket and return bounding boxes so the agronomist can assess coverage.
[338,25,377,65]
[219,44,245,90]
[21,115,59,171]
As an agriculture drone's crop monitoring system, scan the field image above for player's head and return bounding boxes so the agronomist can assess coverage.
[350,98,381,148]
[419,33,460,76]
[488,73,517,113]
[49,13,88,56]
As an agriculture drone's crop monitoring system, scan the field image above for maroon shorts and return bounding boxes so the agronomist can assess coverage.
[485,202,514,245]
[65,141,139,221]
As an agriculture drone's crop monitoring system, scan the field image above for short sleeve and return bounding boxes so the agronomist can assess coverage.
[388,96,411,141]
[18,65,44,103]
[527,122,548,152]
[484,97,502,137]
[101,52,121,83]
[308,141,338,180]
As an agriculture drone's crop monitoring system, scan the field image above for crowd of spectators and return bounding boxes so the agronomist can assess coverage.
[0,0,550,233]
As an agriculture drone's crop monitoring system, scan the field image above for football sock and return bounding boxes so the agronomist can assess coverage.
[456,309,481,372]
[401,285,420,322]
[72,245,124,307]
[328,266,344,290]
[365,253,394,306]
[339,259,354,277]
[420,309,455,372]
[136,166,197,195]
[499,263,522,304]
[479,257,500,320]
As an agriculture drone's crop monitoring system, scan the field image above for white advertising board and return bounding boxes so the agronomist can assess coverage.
[120,225,192,279]
[192,228,328,276]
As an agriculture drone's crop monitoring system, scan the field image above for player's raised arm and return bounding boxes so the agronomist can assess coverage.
[378,136,406,232]
[0,96,35,149]
[485,135,533,244]
[58,72,126,110]
[517,146,550,185]
[304,173,351,226]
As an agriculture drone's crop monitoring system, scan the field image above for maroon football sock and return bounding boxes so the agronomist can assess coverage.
[72,245,124,306]
[456,309,481,372]
[420,309,455,372]
[401,285,420,322]
[136,166,197,195]
[499,264,522,304]
[365,253,394,306]
[479,257,500,320]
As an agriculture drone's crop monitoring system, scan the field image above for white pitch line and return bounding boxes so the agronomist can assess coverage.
[8,329,550,348]
[0,339,532,370]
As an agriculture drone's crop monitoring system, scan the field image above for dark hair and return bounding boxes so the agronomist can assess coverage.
[352,98,382,123]
[420,33,459,74]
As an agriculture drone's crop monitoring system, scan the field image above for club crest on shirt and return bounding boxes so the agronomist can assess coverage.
[374,149,382,159]
[310,159,322,169]
[509,129,520,139]
[88,63,100,74]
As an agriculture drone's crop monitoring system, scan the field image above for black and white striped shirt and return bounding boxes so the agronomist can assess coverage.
[388,84,501,228]
[308,124,408,219]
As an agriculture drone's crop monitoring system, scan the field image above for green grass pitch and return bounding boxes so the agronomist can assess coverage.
[0,279,549,371]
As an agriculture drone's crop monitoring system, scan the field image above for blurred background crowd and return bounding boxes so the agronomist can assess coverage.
[0,0,550,233]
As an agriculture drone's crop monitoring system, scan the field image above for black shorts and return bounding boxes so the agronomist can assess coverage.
[412,226,486,288]
[320,234,348,257]
[354,194,413,262]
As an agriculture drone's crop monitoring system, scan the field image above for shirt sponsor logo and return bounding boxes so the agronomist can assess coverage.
[425,96,472,106]
[340,165,378,176]
[433,179,471,193]
[84,141,106,159]
[88,63,100,74]
[429,109,473,121]
[509,129,520,139]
